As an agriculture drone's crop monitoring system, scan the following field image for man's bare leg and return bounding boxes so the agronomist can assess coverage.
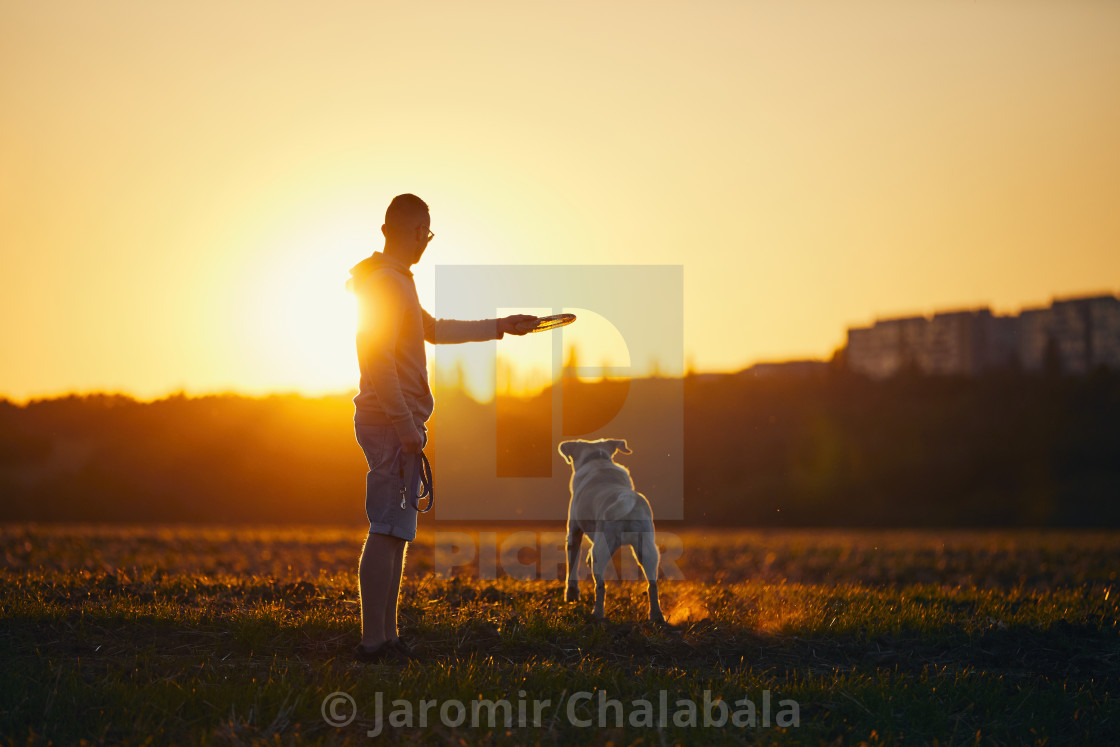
[359,532,405,649]
[384,541,407,642]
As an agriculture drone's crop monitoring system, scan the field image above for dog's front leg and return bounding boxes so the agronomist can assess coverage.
[564,527,583,602]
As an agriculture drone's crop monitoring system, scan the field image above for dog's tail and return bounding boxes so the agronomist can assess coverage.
[604,490,640,521]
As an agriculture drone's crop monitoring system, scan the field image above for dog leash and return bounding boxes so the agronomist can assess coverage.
[393,447,434,513]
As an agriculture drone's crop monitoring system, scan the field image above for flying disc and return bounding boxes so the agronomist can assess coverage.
[524,313,576,333]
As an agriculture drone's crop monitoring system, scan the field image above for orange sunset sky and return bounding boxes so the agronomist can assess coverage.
[2,0,1119,402]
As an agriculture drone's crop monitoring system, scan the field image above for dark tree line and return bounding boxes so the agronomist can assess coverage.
[1,367,1118,526]
[683,367,1120,526]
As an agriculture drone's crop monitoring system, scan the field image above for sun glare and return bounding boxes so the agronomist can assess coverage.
[234,221,367,395]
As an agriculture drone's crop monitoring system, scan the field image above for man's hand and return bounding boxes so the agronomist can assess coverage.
[498,314,539,336]
[400,426,424,454]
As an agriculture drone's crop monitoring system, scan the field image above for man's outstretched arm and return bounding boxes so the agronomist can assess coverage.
[421,310,537,343]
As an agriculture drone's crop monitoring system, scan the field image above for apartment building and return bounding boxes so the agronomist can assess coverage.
[846,293,1120,379]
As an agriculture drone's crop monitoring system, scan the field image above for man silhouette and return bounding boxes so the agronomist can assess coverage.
[346,193,535,663]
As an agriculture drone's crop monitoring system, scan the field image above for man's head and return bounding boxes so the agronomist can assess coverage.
[382,193,432,265]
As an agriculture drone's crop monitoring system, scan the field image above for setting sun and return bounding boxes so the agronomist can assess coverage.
[231,219,364,396]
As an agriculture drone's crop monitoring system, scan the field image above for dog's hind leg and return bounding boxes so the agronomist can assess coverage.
[634,533,665,623]
[590,539,614,620]
[564,526,583,602]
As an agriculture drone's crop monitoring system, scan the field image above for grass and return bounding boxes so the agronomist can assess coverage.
[1,525,1118,745]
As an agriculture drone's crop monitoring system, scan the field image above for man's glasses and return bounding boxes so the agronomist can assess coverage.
[418,228,435,241]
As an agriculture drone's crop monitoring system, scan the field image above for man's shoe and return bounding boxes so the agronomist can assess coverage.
[353,641,405,664]
[387,637,417,661]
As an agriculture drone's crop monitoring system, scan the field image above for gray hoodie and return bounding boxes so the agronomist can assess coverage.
[347,252,501,435]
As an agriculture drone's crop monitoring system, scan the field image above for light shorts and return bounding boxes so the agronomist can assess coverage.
[355,423,427,542]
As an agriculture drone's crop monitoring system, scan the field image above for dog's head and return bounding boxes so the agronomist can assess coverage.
[558,438,632,469]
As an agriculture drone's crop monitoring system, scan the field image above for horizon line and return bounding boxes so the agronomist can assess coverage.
[1,359,841,407]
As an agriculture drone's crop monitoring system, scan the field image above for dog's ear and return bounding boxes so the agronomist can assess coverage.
[558,441,576,464]
[610,439,632,455]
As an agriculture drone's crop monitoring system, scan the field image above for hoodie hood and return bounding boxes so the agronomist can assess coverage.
[346,252,412,292]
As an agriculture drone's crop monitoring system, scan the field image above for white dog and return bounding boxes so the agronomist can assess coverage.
[559,438,664,624]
